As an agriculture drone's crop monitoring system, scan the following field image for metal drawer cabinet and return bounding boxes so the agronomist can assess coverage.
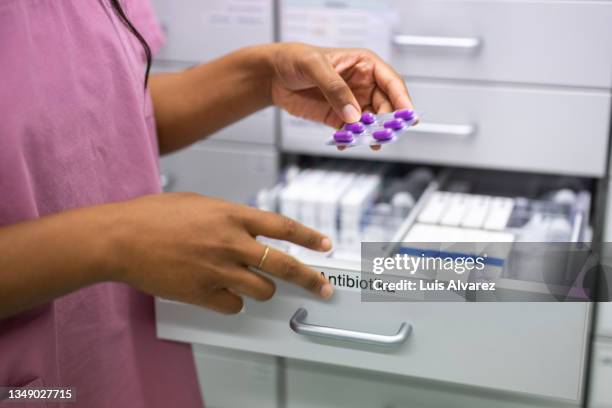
[156,168,593,402]
[281,81,611,177]
[388,0,612,88]
[156,276,590,402]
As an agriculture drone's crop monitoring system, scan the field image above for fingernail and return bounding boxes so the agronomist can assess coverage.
[320,283,334,299]
[320,238,332,251]
[342,104,360,123]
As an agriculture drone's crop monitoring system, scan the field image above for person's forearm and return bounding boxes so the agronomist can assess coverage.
[0,206,117,319]
[150,44,277,154]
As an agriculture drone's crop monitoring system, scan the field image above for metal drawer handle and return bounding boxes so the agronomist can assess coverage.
[393,35,481,50]
[289,307,412,347]
[409,123,476,138]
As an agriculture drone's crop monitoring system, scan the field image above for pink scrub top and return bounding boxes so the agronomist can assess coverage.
[0,1,203,407]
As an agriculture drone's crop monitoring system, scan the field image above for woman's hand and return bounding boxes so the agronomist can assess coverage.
[0,192,334,319]
[107,193,334,314]
[151,42,413,153]
[269,43,414,130]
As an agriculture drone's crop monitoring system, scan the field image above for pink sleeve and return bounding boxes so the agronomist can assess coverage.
[126,0,166,56]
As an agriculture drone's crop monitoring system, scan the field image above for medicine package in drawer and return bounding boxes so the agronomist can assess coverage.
[252,160,437,261]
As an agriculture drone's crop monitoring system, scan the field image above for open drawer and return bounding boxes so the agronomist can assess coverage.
[397,169,595,301]
[155,165,594,402]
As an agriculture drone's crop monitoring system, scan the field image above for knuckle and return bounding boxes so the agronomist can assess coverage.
[222,237,244,256]
[224,211,242,226]
[218,234,235,247]
[355,61,372,76]
[200,280,221,298]
[281,256,300,281]
[326,79,348,95]
[307,273,321,292]
[215,234,241,256]
[300,49,324,67]
[361,48,377,58]
[281,216,298,237]
[305,233,320,249]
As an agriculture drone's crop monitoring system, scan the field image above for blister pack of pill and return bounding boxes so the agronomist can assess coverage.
[327,109,419,148]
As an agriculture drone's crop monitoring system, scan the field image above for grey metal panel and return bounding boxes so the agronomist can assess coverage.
[286,359,579,408]
[160,141,278,204]
[388,0,612,88]
[192,345,278,408]
[205,107,276,145]
[150,0,274,63]
[281,81,611,177]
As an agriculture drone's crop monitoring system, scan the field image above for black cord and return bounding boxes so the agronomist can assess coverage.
[109,0,152,88]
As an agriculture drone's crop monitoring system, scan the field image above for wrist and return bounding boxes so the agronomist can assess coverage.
[235,43,280,108]
[85,202,131,284]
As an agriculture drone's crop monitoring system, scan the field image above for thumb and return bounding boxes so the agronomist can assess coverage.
[301,54,361,123]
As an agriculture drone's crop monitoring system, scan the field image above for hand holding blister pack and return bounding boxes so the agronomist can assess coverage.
[327,109,419,148]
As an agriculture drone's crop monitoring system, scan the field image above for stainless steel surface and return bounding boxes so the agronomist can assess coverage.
[289,307,412,347]
[408,122,476,139]
[393,34,481,50]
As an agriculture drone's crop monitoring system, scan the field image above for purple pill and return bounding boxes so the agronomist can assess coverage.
[333,130,354,143]
[345,122,366,134]
[373,128,394,141]
[394,109,415,121]
[361,112,376,125]
[384,119,405,131]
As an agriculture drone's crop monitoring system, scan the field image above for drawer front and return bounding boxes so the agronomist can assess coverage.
[150,0,274,63]
[160,142,278,203]
[281,82,611,177]
[192,346,278,408]
[388,0,612,88]
[286,360,579,408]
[156,271,590,401]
